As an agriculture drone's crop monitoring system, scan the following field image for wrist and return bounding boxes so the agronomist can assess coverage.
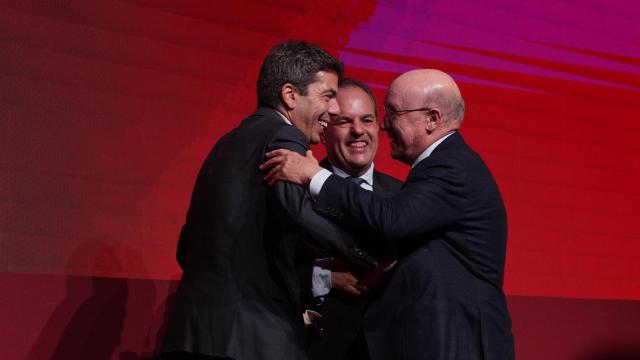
[305,165,322,184]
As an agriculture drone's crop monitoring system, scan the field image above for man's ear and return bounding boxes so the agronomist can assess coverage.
[425,108,443,134]
[280,83,297,110]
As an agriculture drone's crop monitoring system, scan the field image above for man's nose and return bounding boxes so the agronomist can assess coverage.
[351,119,365,136]
[328,98,339,116]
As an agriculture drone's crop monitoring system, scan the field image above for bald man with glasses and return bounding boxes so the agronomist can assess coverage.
[262,69,515,360]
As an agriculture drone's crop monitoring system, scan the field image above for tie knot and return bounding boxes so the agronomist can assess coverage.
[346,176,365,187]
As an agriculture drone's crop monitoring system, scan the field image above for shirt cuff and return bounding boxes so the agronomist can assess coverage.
[311,260,332,298]
[309,169,332,200]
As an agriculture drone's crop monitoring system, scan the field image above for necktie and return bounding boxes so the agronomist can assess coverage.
[346,176,365,187]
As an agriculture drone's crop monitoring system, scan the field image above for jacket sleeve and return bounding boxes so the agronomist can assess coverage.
[265,125,377,272]
[314,158,466,240]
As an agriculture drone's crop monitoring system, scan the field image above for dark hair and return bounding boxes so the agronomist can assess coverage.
[339,78,378,119]
[257,40,343,109]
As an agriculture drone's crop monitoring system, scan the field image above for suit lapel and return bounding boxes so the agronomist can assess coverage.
[372,171,396,196]
[372,171,383,194]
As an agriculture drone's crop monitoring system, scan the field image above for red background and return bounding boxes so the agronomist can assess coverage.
[1,0,639,359]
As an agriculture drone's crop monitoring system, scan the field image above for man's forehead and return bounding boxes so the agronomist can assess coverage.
[310,70,338,89]
[385,84,421,107]
[339,86,369,102]
[338,87,374,111]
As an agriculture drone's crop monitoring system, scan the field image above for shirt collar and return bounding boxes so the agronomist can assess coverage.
[275,110,292,126]
[330,162,374,187]
[411,131,456,168]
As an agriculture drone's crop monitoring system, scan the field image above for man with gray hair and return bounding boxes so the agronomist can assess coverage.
[262,69,515,359]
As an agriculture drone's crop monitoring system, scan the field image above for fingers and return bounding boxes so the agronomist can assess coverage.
[339,277,361,296]
[345,281,367,296]
[332,272,367,296]
[260,149,318,185]
[259,152,286,186]
[259,148,293,172]
[265,148,293,159]
[259,156,283,172]
[344,285,362,296]
[263,164,282,186]
[260,149,303,171]
[268,172,283,187]
[334,271,358,284]
[355,283,369,293]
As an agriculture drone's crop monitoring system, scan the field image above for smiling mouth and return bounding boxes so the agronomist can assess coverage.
[347,141,368,149]
[319,119,328,128]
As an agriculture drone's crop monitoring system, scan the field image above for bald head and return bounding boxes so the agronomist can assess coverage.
[388,69,465,125]
[382,69,465,165]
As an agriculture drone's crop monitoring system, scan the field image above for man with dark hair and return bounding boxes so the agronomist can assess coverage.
[257,41,343,110]
[159,41,374,360]
[262,69,515,359]
[298,79,402,360]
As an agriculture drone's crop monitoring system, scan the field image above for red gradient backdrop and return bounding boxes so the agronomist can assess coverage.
[1,1,640,359]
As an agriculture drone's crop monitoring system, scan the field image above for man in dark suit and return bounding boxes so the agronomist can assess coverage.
[296,79,402,360]
[159,41,375,360]
[262,69,516,359]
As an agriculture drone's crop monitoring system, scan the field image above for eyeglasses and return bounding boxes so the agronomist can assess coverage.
[384,107,433,123]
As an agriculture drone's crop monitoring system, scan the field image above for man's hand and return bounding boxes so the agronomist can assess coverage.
[331,270,368,296]
[331,258,368,296]
[358,259,397,289]
[259,149,322,186]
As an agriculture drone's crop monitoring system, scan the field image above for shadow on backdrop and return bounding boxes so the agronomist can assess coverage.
[25,242,171,359]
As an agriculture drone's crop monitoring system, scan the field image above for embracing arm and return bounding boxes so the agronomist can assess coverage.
[265,125,377,272]
[314,160,466,240]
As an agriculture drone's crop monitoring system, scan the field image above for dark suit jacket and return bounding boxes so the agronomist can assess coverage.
[314,132,515,360]
[160,107,373,360]
[298,159,402,360]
